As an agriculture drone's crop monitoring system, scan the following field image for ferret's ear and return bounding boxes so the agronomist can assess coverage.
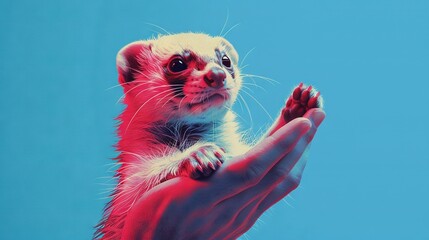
[116,41,152,84]
[216,37,239,64]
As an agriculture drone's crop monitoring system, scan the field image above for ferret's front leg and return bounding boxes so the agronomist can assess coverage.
[138,142,226,186]
[176,142,226,179]
[267,83,323,136]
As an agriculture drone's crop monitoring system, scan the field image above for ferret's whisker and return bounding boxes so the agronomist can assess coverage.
[233,91,245,113]
[155,91,176,107]
[134,86,176,98]
[188,95,203,115]
[162,92,184,109]
[164,93,188,121]
[144,85,185,107]
[144,22,172,35]
[102,162,121,168]
[128,66,148,77]
[105,164,121,173]
[241,88,273,121]
[239,47,255,68]
[237,93,254,126]
[98,188,116,195]
[241,73,279,85]
[105,76,169,90]
[242,82,268,93]
[223,105,246,122]
[125,89,174,133]
[116,83,146,104]
[219,8,229,36]
[241,85,255,94]
[240,64,249,70]
[222,23,240,37]
[105,80,149,90]
[240,73,256,86]
[177,95,188,112]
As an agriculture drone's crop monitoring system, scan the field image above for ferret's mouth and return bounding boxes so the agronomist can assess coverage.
[187,93,229,109]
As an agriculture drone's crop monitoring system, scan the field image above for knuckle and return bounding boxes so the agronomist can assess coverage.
[271,167,288,181]
[304,126,317,143]
[279,132,298,150]
[241,215,260,235]
[235,210,247,225]
[287,174,302,190]
[243,164,263,186]
[213,210,235,228]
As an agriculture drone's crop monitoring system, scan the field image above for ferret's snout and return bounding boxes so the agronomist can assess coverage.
[204,67,226,89]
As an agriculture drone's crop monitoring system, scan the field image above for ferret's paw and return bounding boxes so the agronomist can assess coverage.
[180,144,225,179]
[283,83,323,123]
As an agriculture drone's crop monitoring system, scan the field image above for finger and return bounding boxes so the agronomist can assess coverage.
[238,152,308,235]
[212,109,324,219]
[255,176,300,220]
[213,196,262,240]
[199,110,325,239]
[303,108,325,128]
[217,177,302,239]
[230,198,265,239]
[219,152,311,240]
[251,109,325,222]
[213,122,316,215]
[287,146,309,183]
[231,180,298,239]
[206,118,312,200]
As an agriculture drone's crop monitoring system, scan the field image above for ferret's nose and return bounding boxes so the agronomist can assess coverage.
[204,67,226,89]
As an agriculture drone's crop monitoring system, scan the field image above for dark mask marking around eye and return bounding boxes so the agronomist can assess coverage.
[167,77,186,98]
[215,48,235,79]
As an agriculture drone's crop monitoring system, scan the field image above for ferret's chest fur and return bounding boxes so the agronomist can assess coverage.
[147,120,212,151]
[124,112,247,158]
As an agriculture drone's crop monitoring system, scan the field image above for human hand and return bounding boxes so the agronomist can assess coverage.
[120,109,325,240]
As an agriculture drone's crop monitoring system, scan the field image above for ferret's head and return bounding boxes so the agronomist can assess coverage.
[117,33,241,123]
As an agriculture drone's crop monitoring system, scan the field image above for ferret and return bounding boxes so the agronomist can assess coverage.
[94,33,322,239]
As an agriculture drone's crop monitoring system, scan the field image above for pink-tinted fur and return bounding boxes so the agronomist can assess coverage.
[95,33,322,239]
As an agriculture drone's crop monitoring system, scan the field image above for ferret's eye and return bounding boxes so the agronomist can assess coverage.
[168,58,188,73]
[222,55,231,68]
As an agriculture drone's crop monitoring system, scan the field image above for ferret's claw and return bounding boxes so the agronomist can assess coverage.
[214,151,224,163]
[308,92,320,108]
[182,144,225,179]
[300,86,312,104]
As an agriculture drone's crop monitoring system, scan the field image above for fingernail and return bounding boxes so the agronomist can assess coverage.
[311,109,326,127]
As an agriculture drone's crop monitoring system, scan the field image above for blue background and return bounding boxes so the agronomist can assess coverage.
[1,0,428,239]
